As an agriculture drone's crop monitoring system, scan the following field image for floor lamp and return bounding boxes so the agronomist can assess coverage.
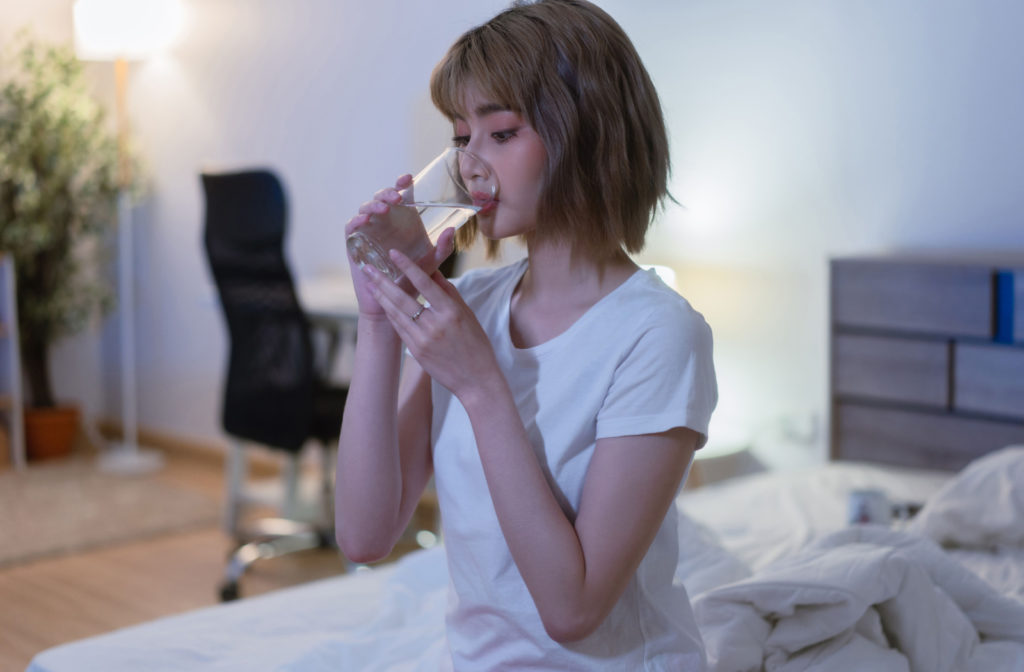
[73,0,183,475]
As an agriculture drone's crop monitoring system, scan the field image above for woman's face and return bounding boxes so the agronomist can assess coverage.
[452,87,548,241]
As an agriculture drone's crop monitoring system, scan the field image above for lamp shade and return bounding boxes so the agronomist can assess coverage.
[73,0,183,61]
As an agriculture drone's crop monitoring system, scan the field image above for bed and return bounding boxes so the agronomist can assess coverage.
[29,253,1024,670]
[26,445,1024,672]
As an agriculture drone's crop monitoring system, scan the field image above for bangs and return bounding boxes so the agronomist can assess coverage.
[429,26,532,121]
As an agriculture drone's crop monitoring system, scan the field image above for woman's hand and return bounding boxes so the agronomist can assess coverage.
[345,174,455,320]
[360,248,501,404]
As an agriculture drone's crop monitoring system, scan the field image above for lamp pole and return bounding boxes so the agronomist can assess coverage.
[97,56,164,475]
[74,0,183,475]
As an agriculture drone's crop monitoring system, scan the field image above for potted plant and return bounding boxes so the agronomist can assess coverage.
[0,34,124,460]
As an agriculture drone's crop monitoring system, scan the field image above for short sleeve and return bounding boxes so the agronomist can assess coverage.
[595,311,717,448]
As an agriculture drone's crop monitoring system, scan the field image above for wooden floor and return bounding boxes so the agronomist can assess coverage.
[0,448,428,671]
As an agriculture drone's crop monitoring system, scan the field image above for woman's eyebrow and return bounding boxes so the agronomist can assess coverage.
[475,102,511,116]
[454,102,513,121]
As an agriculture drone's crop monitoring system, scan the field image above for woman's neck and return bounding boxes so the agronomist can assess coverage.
[508,240,638,348]
[519,241,635,301]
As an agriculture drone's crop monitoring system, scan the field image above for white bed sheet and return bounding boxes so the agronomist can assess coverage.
[948,547,1024,602]
[28,452,1024,672]
[28,547,450,672]
[678,460,952,572]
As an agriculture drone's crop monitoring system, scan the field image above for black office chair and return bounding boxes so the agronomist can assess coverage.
[202,169,348,601]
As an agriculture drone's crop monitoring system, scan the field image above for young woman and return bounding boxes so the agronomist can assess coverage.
[336,1,717,669]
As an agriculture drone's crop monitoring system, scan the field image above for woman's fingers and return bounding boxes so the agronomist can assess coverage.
[388,249,450,309]
[361,262,424,323]
[344,213,369,236]
[434,269,462,300]
[358,199,390,217]
[433,228,456,268]
[372,185,404,203]
[353,176,413,227]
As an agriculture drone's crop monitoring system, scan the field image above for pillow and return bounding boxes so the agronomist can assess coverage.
[908,445,1024,548]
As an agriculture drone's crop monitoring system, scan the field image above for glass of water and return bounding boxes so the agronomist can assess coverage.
[346,147,498,283]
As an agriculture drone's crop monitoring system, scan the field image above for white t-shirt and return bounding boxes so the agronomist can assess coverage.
[430,259,717,671]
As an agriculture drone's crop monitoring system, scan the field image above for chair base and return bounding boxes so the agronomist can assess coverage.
[218,517,336,602]
[219,438,340,602]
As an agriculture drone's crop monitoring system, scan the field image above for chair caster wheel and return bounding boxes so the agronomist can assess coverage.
[219,581,239,602]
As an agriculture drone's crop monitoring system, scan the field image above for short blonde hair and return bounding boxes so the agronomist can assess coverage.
[430,0,671,260]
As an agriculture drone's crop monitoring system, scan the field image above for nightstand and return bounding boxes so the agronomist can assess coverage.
[685,432,762,489]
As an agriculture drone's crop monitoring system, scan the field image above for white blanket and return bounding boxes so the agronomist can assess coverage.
[908,445,1024,549]
[693,526,1024,672]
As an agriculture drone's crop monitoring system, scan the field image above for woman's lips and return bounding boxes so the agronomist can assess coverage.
[472,192,497,215]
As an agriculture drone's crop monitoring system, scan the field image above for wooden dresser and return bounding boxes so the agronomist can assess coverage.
[829,254,1024,471]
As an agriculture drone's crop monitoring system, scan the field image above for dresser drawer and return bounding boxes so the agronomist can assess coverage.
[833,334,949,407]
[954,343,1024,420]
[833,403,1024,471]
[831,259,993,337]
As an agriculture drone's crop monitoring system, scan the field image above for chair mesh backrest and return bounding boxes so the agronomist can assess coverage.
[202,170,313,452]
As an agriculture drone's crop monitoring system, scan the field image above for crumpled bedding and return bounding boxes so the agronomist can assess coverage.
[691,446,1024,672]
[693,527,1024,672]
[908,445,1024,549]
[910,445,1024,602]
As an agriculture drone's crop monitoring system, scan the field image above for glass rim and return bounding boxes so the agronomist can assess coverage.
[410,146,497,203]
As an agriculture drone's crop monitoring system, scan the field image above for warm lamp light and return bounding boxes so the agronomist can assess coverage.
[73,0,182,476]
[73,0,183,61]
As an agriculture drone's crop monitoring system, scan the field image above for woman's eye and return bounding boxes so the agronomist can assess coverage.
[492,129,517,143]
[452,135,470,148]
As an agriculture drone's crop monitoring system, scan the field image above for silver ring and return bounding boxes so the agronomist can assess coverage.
[411,305,426,321]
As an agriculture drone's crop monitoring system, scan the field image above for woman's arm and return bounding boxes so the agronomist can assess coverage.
[363,250,697,642]
[463,378,697,643]
[334,183,450,563]
[333,317,435,563]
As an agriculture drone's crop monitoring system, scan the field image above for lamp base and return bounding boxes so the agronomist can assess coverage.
[97,442,165,476]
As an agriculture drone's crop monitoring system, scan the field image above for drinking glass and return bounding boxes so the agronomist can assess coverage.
[346,147,498,283]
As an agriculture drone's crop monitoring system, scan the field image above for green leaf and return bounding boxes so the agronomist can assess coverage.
[1,31,134,406]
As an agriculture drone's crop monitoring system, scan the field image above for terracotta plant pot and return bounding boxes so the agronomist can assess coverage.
[24,405,80,461]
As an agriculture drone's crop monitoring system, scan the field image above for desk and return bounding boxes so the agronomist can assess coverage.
[297,274,360,325]
[295,274,360,382]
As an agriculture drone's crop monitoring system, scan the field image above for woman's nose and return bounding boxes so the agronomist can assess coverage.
[458,151,496,197]
[459,152,485,181]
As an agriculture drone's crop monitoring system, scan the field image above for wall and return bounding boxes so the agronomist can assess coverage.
[614,0,1024,463]
[4,1,1024,465]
